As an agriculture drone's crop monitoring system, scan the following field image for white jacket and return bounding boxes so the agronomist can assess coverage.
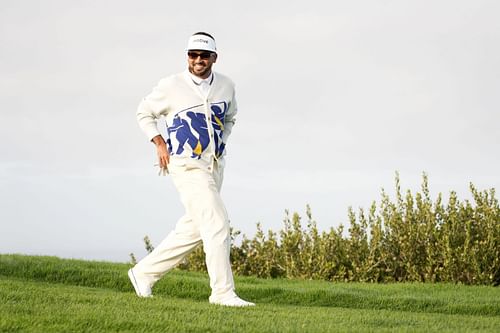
[137,70,238,166]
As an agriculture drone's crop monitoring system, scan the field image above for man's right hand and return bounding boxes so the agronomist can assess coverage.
[151,135,170,168]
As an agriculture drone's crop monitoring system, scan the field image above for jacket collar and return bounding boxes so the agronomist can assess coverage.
[183,70,217,99]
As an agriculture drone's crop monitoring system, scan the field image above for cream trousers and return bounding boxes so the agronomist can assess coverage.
[133,160,236,301]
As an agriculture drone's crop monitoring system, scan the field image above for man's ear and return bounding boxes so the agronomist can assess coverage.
[213,53,218,63]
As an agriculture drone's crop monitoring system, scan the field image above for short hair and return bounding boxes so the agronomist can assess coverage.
[192,31,215,42]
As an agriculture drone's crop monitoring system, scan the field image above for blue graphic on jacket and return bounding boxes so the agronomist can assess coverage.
[167,101,228,159]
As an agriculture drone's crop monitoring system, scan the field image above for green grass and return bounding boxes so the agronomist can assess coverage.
[1,254,499,332]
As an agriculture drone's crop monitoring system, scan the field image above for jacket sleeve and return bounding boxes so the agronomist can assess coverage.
[222,89,238,144]
[136,79,170,141]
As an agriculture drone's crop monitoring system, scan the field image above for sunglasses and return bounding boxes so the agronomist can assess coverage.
[187,51,213,60]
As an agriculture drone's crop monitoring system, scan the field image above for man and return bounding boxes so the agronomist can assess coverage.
[129,32,255,307]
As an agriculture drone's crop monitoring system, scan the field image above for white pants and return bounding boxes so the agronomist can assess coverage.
[133,160,236,301]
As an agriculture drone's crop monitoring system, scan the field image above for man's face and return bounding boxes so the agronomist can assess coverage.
[187,50,217,79]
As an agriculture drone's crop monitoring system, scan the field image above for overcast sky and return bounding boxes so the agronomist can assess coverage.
[1,0,499,262]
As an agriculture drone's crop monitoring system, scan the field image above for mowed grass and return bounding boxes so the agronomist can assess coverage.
[1,254,499,332]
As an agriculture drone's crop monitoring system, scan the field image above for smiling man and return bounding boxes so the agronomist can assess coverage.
[131,32,255,307]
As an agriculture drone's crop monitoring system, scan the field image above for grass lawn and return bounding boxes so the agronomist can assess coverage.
[1,254,499,332]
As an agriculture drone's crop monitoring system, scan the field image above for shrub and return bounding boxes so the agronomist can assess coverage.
[136,173,500,285]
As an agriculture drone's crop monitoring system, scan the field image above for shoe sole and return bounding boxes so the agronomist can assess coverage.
[209,301,255,307]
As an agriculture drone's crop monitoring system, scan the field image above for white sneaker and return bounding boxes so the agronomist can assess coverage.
[128,268,153,298]
[210,296,255,307]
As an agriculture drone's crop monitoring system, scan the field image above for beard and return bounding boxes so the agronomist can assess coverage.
[189,62,212,79]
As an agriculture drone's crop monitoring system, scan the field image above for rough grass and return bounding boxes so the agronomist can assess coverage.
[1,254,499,332]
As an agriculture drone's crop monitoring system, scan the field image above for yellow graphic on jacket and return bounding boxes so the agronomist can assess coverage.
[193,141,202,156]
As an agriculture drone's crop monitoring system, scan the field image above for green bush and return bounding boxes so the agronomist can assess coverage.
[138,173,500,285]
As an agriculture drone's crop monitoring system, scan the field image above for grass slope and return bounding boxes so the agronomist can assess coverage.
[1,254,499,332]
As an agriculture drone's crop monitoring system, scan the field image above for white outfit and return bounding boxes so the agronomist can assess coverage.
[134,70,238,302]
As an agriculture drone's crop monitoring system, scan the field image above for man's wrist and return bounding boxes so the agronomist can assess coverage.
[151,135,166,147]
[155,141,166,148]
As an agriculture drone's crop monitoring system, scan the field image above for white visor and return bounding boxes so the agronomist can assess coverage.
[186,34,217,53]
